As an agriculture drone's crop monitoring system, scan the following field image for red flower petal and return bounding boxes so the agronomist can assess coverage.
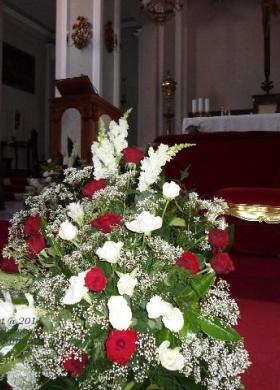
[84,267,107,292]
[176,251,200,274]
[90,212,122,233]
[106,329,137,365]
[210,252,235,274]
[23,215,41,236]
[25,233,46,258]
[208,229,229,251]
[81,179,106,197]
[122,147,144,164]
[61,347,89,377]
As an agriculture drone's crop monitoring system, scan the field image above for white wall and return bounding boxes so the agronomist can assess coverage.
[136,0,280,145]
[185,0,280,114]
[1,13,49,165]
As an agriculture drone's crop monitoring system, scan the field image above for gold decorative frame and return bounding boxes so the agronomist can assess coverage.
[225,202,280,224]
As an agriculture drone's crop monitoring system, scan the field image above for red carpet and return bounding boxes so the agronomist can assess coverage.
[227,253,280,390]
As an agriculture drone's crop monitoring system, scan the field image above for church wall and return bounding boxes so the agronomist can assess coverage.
[184,0,280,114]
[67,0,94,80]
[1,14,47,165]
[137,23,158,147]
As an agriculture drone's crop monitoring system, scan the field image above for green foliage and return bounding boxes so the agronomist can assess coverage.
[197,317,241,342]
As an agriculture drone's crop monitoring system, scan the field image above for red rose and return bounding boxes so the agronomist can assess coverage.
[23,215,41,236]
[208,229,229,251]
[90,212,122,233]
[176,251,200,274]
[84,267,107,292]
[25,234,46,257]
[106,329,137,365]
[210,252,234,274]
[0,257,19,273]
[61,347,89,377]
[122,147,144,164]
[81,179,106,197]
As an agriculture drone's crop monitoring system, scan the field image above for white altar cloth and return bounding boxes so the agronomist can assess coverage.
[182,113,280,133]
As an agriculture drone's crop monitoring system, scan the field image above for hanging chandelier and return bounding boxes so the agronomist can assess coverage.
[139,0,184,23]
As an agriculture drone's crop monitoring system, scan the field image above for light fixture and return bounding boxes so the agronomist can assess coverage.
[139,0,183,24]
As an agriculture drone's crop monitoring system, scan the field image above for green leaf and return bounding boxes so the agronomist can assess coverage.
[169,217,186,227]
[41,378,77,390]
[198,317,241,342]
[157,328,179,348]
[180,272,215,301]
[150,367,205,390]
[0,359,20,376]
[0,330,31,359]
[179,308,200,337]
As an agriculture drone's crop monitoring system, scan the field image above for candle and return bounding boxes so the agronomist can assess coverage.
[205,98,210,113]
[198,98,203,114]
[192,99,197,114]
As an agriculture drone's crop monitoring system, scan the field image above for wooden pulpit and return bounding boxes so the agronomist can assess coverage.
[50,76,122,162]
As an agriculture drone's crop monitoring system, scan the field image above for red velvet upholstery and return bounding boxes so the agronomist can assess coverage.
[154,132,280,255]
[154,132,280,197]
[214,187,280,206]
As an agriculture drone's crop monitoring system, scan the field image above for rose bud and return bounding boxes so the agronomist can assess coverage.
[81,179,106,197]
[122,147,144,164]
[208,229,229,251]
[90,212,122,233]
[176,251,200,274]
[106,329,137,365]
[210,252,235,274]
[23,215,41,236]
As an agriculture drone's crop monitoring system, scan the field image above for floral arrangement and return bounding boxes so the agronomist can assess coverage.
[0,111,249,390]
[71,16,93,50]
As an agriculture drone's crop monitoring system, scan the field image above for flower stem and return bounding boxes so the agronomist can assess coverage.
[162,200,170,220]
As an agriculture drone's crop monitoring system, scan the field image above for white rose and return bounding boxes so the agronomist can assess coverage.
[117,274,138,297]
[0,292,15,330]
[125,211,162,234]
[96,241,123,264]
[146,296,172,319]
[162,307,184,332]
[15,294,37,331]
[163,181,181,200]
[107,295,132,330]
[58,220,78,241]
[158,341,185,371]
[67,202,84,225]
[62,271,88,305]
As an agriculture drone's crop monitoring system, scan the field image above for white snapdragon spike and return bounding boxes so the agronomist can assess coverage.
[91,138,118,180]
[146,296,172,319]
[158,341,185,371]
[117,274,138,297]
[125,211,162,234]
[96,241,123,264]
[109,118,129,154]
[67,202,84,225]
[15,293,37,330]
[58,220,78,241]
[62,271,88,305]
[107,296,132,330]
[163,181,181,200]
[162,307,184,332]
[138,144,172,192]
[0,292,15,330]
[7,362,38,390]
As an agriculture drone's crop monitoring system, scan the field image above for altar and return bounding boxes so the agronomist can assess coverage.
[182,113,280,133]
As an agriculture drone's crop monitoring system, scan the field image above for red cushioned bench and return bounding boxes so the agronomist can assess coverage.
[154,131,280,255]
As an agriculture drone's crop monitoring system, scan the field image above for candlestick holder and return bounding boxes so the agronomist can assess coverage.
[162,71,177,135]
